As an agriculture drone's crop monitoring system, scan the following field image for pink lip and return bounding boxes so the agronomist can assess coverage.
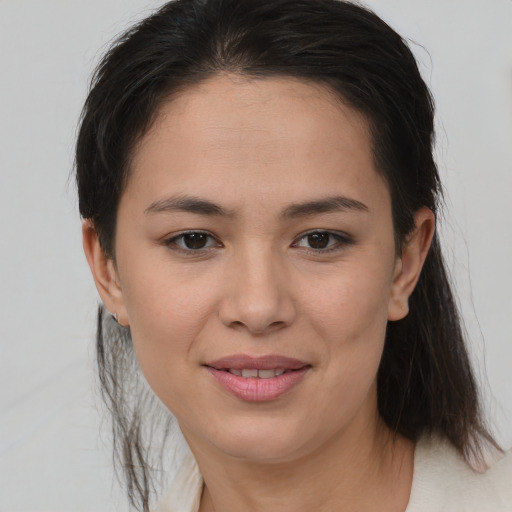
[206,354,308,371]
[204,354,311,402]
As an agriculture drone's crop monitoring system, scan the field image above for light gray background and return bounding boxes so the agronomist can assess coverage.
[1,0,511,510]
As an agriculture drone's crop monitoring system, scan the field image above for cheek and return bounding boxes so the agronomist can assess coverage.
[120,264,220,391]
[303,256,394,389]
[304,260,394,343]
[303,267,391,422]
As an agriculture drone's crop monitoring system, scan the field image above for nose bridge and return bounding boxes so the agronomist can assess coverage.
[219,238,295,334]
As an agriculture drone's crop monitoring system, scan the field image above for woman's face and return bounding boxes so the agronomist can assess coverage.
[90,75,429,463]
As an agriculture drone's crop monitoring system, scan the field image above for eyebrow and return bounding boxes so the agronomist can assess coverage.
[144,194,368,218]
[144,195,236,216]
[280,196,369,219]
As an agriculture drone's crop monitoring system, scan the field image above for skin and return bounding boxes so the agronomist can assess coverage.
[83,74,434,511]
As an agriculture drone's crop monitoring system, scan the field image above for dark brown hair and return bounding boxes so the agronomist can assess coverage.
[75,0,499,509]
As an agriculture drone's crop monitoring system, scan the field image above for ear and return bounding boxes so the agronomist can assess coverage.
[388,207,435,321]
[82,220,129,327]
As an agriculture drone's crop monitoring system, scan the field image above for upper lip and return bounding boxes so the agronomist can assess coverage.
[205,354,310,371]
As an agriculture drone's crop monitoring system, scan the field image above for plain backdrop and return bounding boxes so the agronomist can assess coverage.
[1,0,511,510]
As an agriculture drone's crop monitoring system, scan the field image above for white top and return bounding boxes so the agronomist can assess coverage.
[154,436,512,512]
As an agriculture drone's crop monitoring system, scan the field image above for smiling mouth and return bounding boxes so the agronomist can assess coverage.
[205,364,311,401]
[208,367,307,378]
[203,354,311,400]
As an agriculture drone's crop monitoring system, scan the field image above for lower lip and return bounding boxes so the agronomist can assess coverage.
[205,367,310,402]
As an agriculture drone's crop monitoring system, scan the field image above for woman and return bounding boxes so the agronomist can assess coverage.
[76,0,511,510]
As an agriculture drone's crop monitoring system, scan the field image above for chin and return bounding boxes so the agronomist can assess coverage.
[197,415,322,463]
[219,436,306,463]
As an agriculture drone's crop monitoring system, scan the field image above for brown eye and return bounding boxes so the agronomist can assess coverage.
[294,231,351,252]
[166,231,220,252]
[182,232,208,249]
[307,232,330,249]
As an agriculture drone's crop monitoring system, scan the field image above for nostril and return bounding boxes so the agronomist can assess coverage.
[218,279,297,333]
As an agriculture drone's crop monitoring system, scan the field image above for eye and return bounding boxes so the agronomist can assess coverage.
[293,231,351,252]
[165,231,221,252]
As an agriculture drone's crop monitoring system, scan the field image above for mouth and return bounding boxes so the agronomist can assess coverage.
[203,354,311,401]
[205,354,309,370]
[206,367,308,378]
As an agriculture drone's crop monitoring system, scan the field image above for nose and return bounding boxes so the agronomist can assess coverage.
[218,245,297,335]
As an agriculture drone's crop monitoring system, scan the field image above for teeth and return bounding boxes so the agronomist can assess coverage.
[258,369,277,379]
[228,369,287,378]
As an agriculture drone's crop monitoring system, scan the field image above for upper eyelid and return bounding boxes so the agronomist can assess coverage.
[292,230,354,251]
[171,230,204,235]
[165,229,216,239]
[293,229,351,241]
[164,230,221,247]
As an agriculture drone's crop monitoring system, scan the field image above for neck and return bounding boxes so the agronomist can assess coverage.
[187,415,414,512]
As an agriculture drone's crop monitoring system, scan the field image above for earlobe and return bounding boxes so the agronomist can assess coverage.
[82,220,129,326]
[388,207,435,321]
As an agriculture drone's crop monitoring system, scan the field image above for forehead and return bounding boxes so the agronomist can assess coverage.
[127,73,389,213]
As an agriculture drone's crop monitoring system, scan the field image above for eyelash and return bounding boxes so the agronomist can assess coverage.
[292,230,353,254]
[163,230,221,254]
[163,230,353,255]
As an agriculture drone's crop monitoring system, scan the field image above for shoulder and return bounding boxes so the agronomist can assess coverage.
[407,435,512,512]
[155,437,512,512]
